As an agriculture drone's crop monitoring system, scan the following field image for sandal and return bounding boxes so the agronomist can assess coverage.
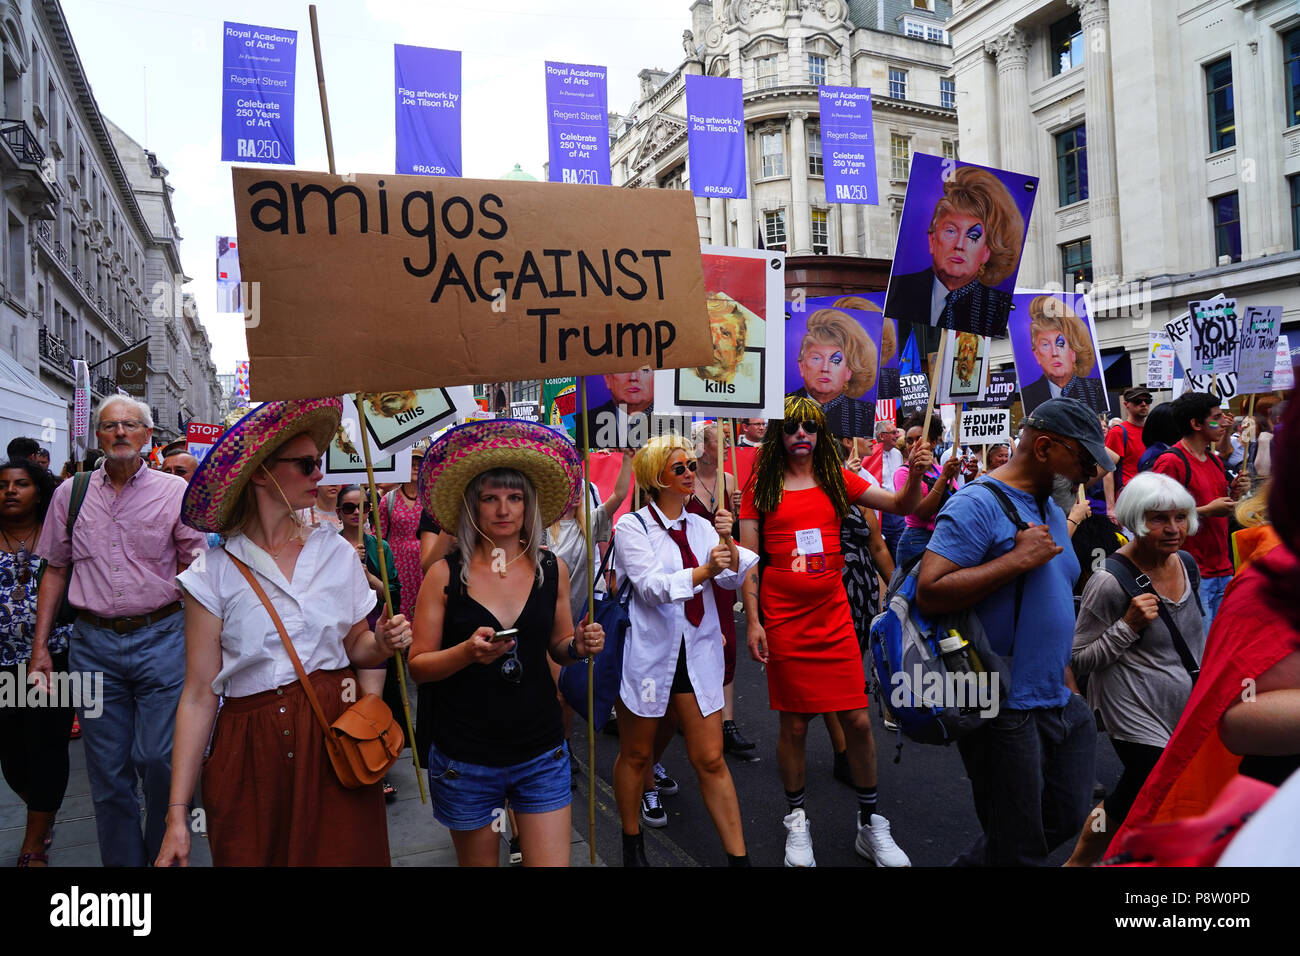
[16,851,49,867]
[69,716,81,740]
[44,825,55,849]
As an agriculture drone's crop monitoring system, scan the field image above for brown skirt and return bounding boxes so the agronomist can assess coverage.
[201,668,390,866]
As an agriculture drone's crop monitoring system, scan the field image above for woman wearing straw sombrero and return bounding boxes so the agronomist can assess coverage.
[408,419,605,867]
[155,398,413,866]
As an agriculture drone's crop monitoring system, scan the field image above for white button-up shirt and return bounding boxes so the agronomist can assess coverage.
[177,525,375,697]
[614,500,758,719]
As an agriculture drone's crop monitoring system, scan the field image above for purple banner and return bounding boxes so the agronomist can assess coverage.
[685,75,747,199]
[395,45,461,177]
[220,21,296,164]
[819,87,877,205]
[545,61,610,185]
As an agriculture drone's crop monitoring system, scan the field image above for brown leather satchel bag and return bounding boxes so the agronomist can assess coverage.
[229,554,403,788]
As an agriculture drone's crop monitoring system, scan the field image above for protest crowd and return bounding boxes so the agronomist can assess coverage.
[2,376,1295,869]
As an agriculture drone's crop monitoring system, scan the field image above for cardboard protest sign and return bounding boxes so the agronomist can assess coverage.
[958,408,1010,445]
[883,153,1038,337]
[936,330,988,405]
[1235,306,1282,395]
[897,373,930,420]
[654,246,785,421]
[1164,295,1236,399]
[1189,298,1239,377]
[1275,335,1295,390]
[785,292,886,437]
[1008,290,1107,416]
[356,386,476,453]
[971,370,1017,408]
[233,168,713,400]
[1147,331,1175,389]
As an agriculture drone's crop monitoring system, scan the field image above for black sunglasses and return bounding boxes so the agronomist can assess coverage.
[782,419,820,435]
[500,642,522,684]
[670,460,699,476]
[337,501,370,515]
[272,455,322,476]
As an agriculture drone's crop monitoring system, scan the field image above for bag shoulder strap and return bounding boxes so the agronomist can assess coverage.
[970,479,1032,649]
[227,552,338,737]
[66,470,92,535]
[1177,550,1204,616]
[1104,552,1200,683]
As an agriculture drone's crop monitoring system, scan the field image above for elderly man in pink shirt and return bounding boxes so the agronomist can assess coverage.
[31,396,206,867]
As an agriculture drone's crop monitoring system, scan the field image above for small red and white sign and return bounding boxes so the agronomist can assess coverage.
[187,422,222,443]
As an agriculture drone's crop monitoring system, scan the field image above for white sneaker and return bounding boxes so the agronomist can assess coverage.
[783,809,816,867]
[855,812,911,867]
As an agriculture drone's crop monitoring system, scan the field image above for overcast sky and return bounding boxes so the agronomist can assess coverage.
[62,0,691,374]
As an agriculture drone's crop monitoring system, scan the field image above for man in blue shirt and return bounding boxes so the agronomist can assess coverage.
[917,398,1112,865]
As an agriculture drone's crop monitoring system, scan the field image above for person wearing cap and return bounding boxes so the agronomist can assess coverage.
[408,420,604,867]
[155,398,413,866]
[1103,387,1152,519]
[917,396,1113,866]
[30,395,207,867]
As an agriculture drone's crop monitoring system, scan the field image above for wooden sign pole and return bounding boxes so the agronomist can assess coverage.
[579,379,597,864]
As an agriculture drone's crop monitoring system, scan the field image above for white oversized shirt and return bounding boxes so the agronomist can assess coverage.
[613,501,758,719]
[177,524,375,697]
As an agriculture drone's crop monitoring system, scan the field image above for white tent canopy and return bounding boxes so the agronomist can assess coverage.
[0,350,68,465]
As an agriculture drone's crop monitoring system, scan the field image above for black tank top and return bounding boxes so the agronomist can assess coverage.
[423,550,563,767]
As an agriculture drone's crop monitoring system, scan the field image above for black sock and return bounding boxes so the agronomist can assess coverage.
[856,785,878,820]
[727,853,751,867]
[785,788,806,813]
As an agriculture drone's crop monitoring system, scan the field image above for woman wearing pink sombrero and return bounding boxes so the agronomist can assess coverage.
[408,419,604,867]
[155,398,413,866]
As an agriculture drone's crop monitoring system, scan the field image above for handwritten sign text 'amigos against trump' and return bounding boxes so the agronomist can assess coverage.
[232,168,713,401]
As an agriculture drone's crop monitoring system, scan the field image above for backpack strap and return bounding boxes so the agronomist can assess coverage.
[66,470,92,536]
[1177,550,1204,617]
[1104,553,1200,684]
[970,479,1032,653]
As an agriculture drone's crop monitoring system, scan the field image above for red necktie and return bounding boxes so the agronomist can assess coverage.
[651,509,704,626]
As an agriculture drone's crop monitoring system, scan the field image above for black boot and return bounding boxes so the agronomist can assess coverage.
[622,830,650,867]
[723,719,756,753]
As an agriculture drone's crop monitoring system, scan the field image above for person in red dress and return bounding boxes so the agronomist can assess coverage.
[739,395,932,867]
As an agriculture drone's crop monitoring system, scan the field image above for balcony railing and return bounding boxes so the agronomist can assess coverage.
[0,118,46,165]
[38,327,72,373]
[53,240,67,265]
[92,373,117,395]
[36,220,50,244]
[70,264,83,285]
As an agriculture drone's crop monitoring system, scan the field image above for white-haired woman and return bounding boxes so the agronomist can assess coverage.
[1064,472,1207,866]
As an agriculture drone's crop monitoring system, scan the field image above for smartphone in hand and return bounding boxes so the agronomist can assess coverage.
[491,628,519,644]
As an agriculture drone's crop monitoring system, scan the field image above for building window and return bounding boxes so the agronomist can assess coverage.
[890,134,911,181]
[808,127,823,176]
[1055,124,1088,206]
[904,19,925,39]
[764,210,787,251]
[1291,175,1300,250]
[889,68,907,100]
[1212,192,1241,263]
[756,55,778,90]
[1206,57,1235,151]
[940,77,956,110]
[926,25,947,43]
[1062,239,1093,288]
[808,54,826,86]
[942,139,957,162]
[811,210,829,254]
[1050,13,1083,76]
[1284,28,1299,128]
[760,130,785,177]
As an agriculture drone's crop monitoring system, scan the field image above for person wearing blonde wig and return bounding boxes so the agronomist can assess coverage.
[613,433,758,867]
[794,308,879,439]
[884,165,1025,335]
[1019,296,1106,414]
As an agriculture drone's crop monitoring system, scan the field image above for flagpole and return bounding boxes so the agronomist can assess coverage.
[579,379,597,864]
[308,7,423,802]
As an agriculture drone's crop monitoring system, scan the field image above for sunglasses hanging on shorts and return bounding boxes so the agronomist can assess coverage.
[670,460,699,476]
[782,420,820,435]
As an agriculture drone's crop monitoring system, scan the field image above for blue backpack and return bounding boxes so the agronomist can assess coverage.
[557,514,645,730]
[867,481,1029,746]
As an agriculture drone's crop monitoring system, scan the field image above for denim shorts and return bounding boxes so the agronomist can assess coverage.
[428,740,571,831]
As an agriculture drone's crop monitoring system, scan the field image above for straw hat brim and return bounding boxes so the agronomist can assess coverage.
[181,398,343,533]
[418,420,580,532]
